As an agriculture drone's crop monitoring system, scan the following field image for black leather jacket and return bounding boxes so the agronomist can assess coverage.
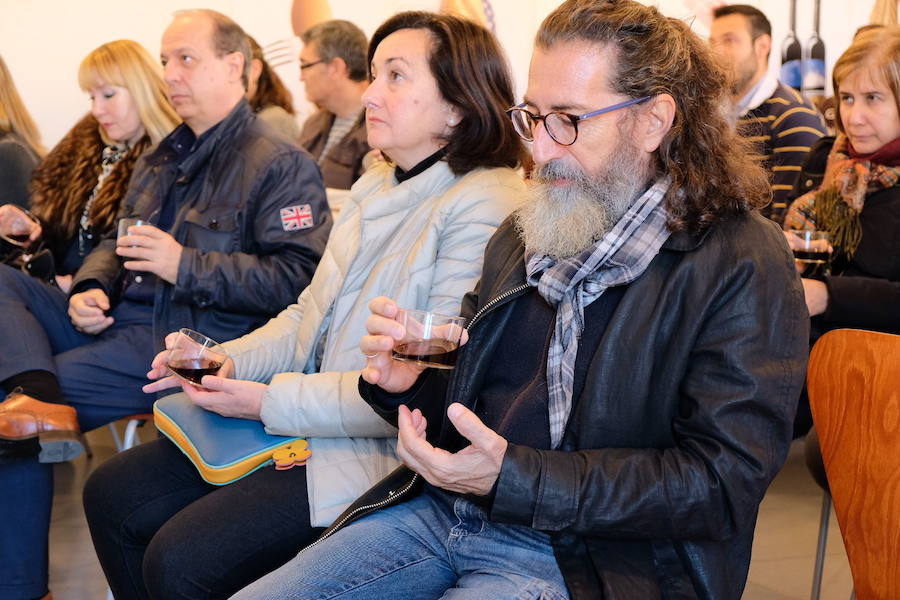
[72,100,332,349]
[354,211,808,599]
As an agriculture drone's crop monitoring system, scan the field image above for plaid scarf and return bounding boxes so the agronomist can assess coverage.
[526,178,671,448]
[784,134,900,256]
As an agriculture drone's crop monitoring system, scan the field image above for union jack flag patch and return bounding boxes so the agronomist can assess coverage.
[280,204,314,231]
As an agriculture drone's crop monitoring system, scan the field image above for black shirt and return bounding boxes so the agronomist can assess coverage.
[121,123,222,304]
[469,285,627,451]
[394,148,447,184]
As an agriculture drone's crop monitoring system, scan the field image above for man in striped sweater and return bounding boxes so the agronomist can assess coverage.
[710,4,827,223]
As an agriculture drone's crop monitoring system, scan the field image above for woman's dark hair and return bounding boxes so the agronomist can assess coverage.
[367,11,525,174]
[537,0,770,232]
[248,36,295,115]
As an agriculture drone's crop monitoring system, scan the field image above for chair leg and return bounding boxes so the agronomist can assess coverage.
[810,490,832,600]
[107,422,124,452]
[82,434,94,459]
[121,419,144,451]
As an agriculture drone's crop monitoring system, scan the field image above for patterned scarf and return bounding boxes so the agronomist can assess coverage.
[525,178,671,448]
[78,143,129,257]
[783,134,900,256]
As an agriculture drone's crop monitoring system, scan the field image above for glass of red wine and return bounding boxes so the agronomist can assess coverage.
[391,309,466,370]
[165,328,228,387]
[0,204,40,250]
[788,230,831,278]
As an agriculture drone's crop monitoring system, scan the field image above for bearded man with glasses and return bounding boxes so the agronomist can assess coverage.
[232,1,809,599]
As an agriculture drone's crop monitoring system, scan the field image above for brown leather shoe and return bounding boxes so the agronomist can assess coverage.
[0,392,84,463]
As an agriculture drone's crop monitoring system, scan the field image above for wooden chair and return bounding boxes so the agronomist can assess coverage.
[808,328,900,599]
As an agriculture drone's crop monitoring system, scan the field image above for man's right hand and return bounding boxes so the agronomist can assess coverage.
[360,296,427,393]
[143,331,235,393]
[68,289,114,334]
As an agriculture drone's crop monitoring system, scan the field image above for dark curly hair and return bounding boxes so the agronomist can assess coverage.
[537,0,770,232]
[368,11,526,174]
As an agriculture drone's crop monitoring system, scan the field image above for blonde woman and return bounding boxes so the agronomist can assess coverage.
[0,54,43,208]
[0,39,177,600]
[22,39,180,288]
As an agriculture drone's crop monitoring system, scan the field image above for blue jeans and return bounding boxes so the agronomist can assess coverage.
[0,457,52,600]
[0,265,155,427]
[230,488,570,600]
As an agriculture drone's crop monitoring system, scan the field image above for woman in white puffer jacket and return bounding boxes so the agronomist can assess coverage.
[83,11,527,600]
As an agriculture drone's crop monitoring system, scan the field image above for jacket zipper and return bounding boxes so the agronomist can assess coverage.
[305,285,530,548]
[301,473,421,553]
[466,283,530,331]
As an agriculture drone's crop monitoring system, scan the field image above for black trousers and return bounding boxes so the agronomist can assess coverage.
[83,437,322,600]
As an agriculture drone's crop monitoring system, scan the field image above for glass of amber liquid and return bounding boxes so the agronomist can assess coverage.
[391,309,466,369]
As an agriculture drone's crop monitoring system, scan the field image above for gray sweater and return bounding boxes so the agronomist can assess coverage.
[0,131,39,208]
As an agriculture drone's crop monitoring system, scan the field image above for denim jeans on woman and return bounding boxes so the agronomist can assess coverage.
[230,486,570,600]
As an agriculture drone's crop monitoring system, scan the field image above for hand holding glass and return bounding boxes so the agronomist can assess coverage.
[787,230,831,278]
[117,218,145,244]
[165,328,229,386]
[391,309,466,370]
[0,204,40,248]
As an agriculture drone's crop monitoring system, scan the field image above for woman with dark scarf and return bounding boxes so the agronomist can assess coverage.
[784,26,900,435]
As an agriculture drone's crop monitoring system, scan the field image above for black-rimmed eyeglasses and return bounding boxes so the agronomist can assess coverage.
[300,59,327,70]
[506,96,651,146]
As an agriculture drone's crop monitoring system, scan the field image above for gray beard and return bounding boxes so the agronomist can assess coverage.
[514,142,650,260]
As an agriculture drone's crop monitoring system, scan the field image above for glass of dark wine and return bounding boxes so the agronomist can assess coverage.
[0,204,40,250]
[788,230,831,278]
[165,328,228,386]
[391,309,466,370]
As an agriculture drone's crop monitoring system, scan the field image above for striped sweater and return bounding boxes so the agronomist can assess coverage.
[738,82,827,223]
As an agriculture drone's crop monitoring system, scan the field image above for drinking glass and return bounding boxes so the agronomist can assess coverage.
[0,204,40,249]
[391,309,466,370]
[117,218,145,244]
[788,230,831,278]
[165,328,229,386]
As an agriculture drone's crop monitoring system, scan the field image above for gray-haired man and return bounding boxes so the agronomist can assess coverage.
[298,19,371,190]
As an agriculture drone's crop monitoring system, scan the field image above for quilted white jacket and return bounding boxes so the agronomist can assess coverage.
[221,159,524,526]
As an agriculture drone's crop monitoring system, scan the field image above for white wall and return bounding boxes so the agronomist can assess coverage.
[0,0,879,149]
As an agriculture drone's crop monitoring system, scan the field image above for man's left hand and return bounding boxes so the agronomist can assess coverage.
[117,224,183,284]
[181,375,265,420]
[801,278,829,316]
[396,403,508,496]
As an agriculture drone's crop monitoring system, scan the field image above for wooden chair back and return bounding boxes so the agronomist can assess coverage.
[808,328,900,599]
